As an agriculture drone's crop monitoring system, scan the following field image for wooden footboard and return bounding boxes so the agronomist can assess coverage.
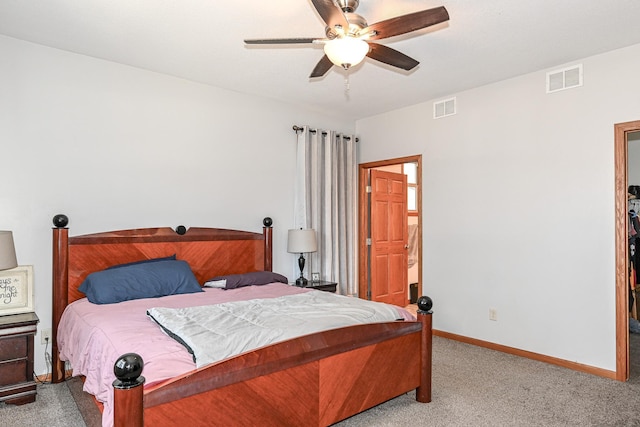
[112,311,432,427]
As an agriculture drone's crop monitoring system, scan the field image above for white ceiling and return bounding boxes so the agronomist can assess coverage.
[1,0,640,121]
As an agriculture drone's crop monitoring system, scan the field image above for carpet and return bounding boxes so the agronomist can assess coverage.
[0,381,84,427]
[336,335,640,427]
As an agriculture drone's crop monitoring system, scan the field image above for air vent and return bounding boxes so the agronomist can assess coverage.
[547,64,583,93]
[433,97,456,119]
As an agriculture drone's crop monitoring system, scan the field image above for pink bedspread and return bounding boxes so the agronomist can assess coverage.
[57,283,414,427]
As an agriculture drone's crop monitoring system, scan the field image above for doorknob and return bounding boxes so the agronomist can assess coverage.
[404,244,409,249]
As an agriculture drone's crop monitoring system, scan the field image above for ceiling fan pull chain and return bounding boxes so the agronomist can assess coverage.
[344,74,350,95]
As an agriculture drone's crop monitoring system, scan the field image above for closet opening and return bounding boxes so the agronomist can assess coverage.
[626,131,640,378]
[614,120,640,382]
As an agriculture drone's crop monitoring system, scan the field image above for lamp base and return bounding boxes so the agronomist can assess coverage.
[295,277,308,287]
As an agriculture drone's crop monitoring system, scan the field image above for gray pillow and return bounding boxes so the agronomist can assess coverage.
[203,271,288,289]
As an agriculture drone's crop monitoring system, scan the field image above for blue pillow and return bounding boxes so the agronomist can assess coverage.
[79,260,203,304]
[203,271,288,290]
[106,254,176,270]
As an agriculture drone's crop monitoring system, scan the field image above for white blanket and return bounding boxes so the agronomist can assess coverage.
[147,290,403,368]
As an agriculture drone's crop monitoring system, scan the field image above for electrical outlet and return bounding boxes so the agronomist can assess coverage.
[41,328,52,345]
[489,308,498,321]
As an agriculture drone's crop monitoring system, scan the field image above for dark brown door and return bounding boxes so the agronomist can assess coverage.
[370,169,408,306]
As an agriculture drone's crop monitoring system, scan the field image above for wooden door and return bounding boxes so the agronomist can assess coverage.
[369,169,408,306]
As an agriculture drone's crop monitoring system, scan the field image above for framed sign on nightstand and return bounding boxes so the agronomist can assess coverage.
[311,272,320,282]
[0,265,34,316]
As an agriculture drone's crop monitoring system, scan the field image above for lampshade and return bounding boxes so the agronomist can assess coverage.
[323,37,369,69]
[0,231,18,271]
[287,229,318,254]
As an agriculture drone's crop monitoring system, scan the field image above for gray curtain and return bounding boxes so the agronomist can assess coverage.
[293,126,358,295]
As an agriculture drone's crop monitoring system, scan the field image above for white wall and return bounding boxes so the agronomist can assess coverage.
[0,35,354,376]
[356,43,640,371]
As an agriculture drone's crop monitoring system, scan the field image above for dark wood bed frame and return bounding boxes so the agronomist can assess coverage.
[51,215,432,427]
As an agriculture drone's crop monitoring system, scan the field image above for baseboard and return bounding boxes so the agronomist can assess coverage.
[433,329,618,380]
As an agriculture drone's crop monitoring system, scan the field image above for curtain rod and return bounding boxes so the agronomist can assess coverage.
[292,125,358,142]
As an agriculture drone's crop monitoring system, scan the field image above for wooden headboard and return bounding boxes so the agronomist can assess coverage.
[50,214,273,383]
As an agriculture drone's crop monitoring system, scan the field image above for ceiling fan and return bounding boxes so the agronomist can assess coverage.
[244,0,449,78]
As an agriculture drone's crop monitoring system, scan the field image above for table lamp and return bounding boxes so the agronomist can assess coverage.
[287,228,317,287]
[0,231,18,271]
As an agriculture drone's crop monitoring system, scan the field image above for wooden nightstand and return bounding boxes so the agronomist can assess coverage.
[305,280,338,293]
[0,312,39,405]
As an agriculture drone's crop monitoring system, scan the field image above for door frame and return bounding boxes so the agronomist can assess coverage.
[358,155,422,301]
[615,120,640,381]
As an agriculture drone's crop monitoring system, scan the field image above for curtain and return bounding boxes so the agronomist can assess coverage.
[293,126,358,296]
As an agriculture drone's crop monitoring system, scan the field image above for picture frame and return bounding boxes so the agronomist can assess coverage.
[311,272,320,282]
[0,265,34,316]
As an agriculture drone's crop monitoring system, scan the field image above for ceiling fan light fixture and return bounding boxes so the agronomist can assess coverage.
[323,37,369,69]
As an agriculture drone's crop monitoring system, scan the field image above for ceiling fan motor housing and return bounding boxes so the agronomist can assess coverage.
[346,13,367,35]
[327,12,367,38]
[337,0,360,13]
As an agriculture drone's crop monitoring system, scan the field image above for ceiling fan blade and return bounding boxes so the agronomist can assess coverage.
[309,55,334,78]
[244,38,317,45]
[366,43,419,71]
[311,0,350,32]
[363,6,449,40]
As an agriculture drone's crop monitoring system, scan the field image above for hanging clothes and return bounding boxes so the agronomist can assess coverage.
[629,205,640,315]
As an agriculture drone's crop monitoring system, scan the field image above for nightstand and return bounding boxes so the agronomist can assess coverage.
[304,280,338,293]
[0,312,38,405]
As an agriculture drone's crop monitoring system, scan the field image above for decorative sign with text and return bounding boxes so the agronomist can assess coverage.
[0,265,34,316]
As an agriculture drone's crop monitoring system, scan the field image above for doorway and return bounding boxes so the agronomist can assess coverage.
[358,155,422,303]
[614,120,640,381]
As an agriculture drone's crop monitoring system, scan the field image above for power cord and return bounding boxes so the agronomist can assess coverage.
[34,336,52,384]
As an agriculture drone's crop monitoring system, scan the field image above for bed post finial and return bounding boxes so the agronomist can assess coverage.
[263,217,273,228]
[52,214,69,228]
[113,353,145,427]
[416,295,433,314]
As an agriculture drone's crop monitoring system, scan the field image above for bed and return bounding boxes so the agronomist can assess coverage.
[50,215,433,427]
